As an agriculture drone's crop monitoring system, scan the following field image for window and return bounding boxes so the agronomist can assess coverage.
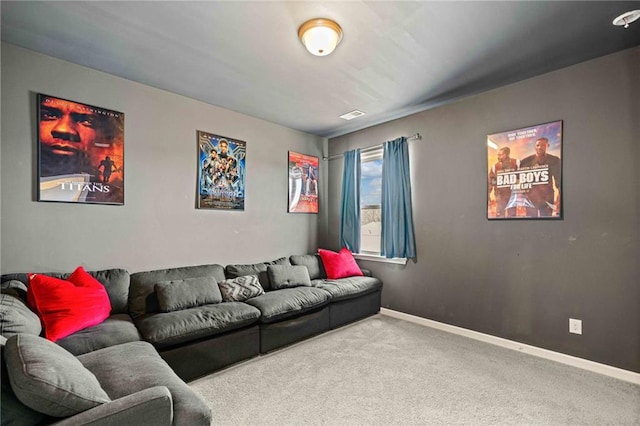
[359,148,383,255]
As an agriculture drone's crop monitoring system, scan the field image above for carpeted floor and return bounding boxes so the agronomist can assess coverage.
[190,315,640,425]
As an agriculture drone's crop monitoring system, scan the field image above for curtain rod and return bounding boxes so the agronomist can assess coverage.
[322,133,422,161]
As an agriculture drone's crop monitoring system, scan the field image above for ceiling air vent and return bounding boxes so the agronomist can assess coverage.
[339,110,366,120]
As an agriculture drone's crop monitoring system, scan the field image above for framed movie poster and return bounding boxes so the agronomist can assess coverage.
[487,120,562,220]
[197,130,246,210]
[37,94,124,205]
[288,151,318,213]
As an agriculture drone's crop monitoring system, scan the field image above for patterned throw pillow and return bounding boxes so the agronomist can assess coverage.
[218,275,264,302]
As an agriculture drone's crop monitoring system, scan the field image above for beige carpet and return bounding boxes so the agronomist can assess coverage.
[190,315,640,425]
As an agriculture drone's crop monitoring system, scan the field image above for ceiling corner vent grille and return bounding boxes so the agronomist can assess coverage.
[339,110,366,120]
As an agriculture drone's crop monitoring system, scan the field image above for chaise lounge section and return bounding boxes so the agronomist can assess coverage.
[0,274,212,426]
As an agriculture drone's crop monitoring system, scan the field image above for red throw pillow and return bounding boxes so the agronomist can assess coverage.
[318,247,364,279]
[27,266,112,342]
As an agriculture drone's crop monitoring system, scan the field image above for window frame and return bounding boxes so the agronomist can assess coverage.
[356,147,407,265]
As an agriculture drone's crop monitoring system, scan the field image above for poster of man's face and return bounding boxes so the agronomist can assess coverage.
[37,94,124,205]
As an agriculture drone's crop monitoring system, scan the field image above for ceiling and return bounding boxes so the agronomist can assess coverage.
[2,1,639,139]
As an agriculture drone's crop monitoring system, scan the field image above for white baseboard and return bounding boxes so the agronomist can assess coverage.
[380,308,640,385]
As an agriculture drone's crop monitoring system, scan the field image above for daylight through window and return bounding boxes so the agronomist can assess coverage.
[359,148,383,255]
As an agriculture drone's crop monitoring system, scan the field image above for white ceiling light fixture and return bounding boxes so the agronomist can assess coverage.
[612,10,640,28]
[298,18,343,56]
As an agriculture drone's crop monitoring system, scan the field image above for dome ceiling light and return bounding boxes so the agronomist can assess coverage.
[298,18,343,56]
[612,10,640,28]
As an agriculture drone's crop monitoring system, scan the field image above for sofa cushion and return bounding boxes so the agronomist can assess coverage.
[155,276,222,312]
[310,278,325,287]
[1,279,29,302]
[225,257,291,291]
[134,302,261,348]
[82,268,130,315]
[318,248,364,279]
[267,265,311,290]
[27,267,112,342]
[245,287,331,323]
[266,256,292,268]
[219,275,264,302]
[2,269,131,315]
[317,276,383,302]
[56,314,141,356]
[0,293,42,339]
[78,341,211,426]
[225,263,267,287]
[290,254,326,280]
[4,334,110,417]
[129,264,226,319]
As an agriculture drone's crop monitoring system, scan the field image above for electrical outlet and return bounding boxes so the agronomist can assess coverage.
[569,318,582,335]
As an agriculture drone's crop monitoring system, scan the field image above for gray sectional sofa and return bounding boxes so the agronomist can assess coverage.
[0,253,382,425]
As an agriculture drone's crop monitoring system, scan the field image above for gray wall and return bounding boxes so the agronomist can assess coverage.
[327,47,639,373]
[1,43,326,273]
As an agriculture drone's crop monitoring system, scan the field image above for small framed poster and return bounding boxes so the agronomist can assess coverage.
[288,151,318,213]
[197,130,246,210]
[487,120,562,219]
[37,94,124,205]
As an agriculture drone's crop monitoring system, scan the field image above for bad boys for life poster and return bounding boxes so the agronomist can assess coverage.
[288,151,319,213]
[37,94,124,205]
[197,130,246,210]
[487,120,562,219]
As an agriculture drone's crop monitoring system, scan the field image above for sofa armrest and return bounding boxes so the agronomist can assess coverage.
[53,386,173,426]
[360,268,372,277]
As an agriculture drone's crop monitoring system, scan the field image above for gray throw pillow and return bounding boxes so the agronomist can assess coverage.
[290,254,326,280]
[267,265,312,290]
[218,275,264,302]
[1,340,49,425]
[155,276,222,312]
[0,293,42,339]
[4,334,110,417]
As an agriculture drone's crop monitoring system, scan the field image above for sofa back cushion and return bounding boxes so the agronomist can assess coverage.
[155,276,223,312]
[129,264,226,318]
[0,291,42,340]
[1,279,29,302]
[289,254,326,280]
[225,263,268,289]
[225,257,291,291]
[1,268,131,315]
